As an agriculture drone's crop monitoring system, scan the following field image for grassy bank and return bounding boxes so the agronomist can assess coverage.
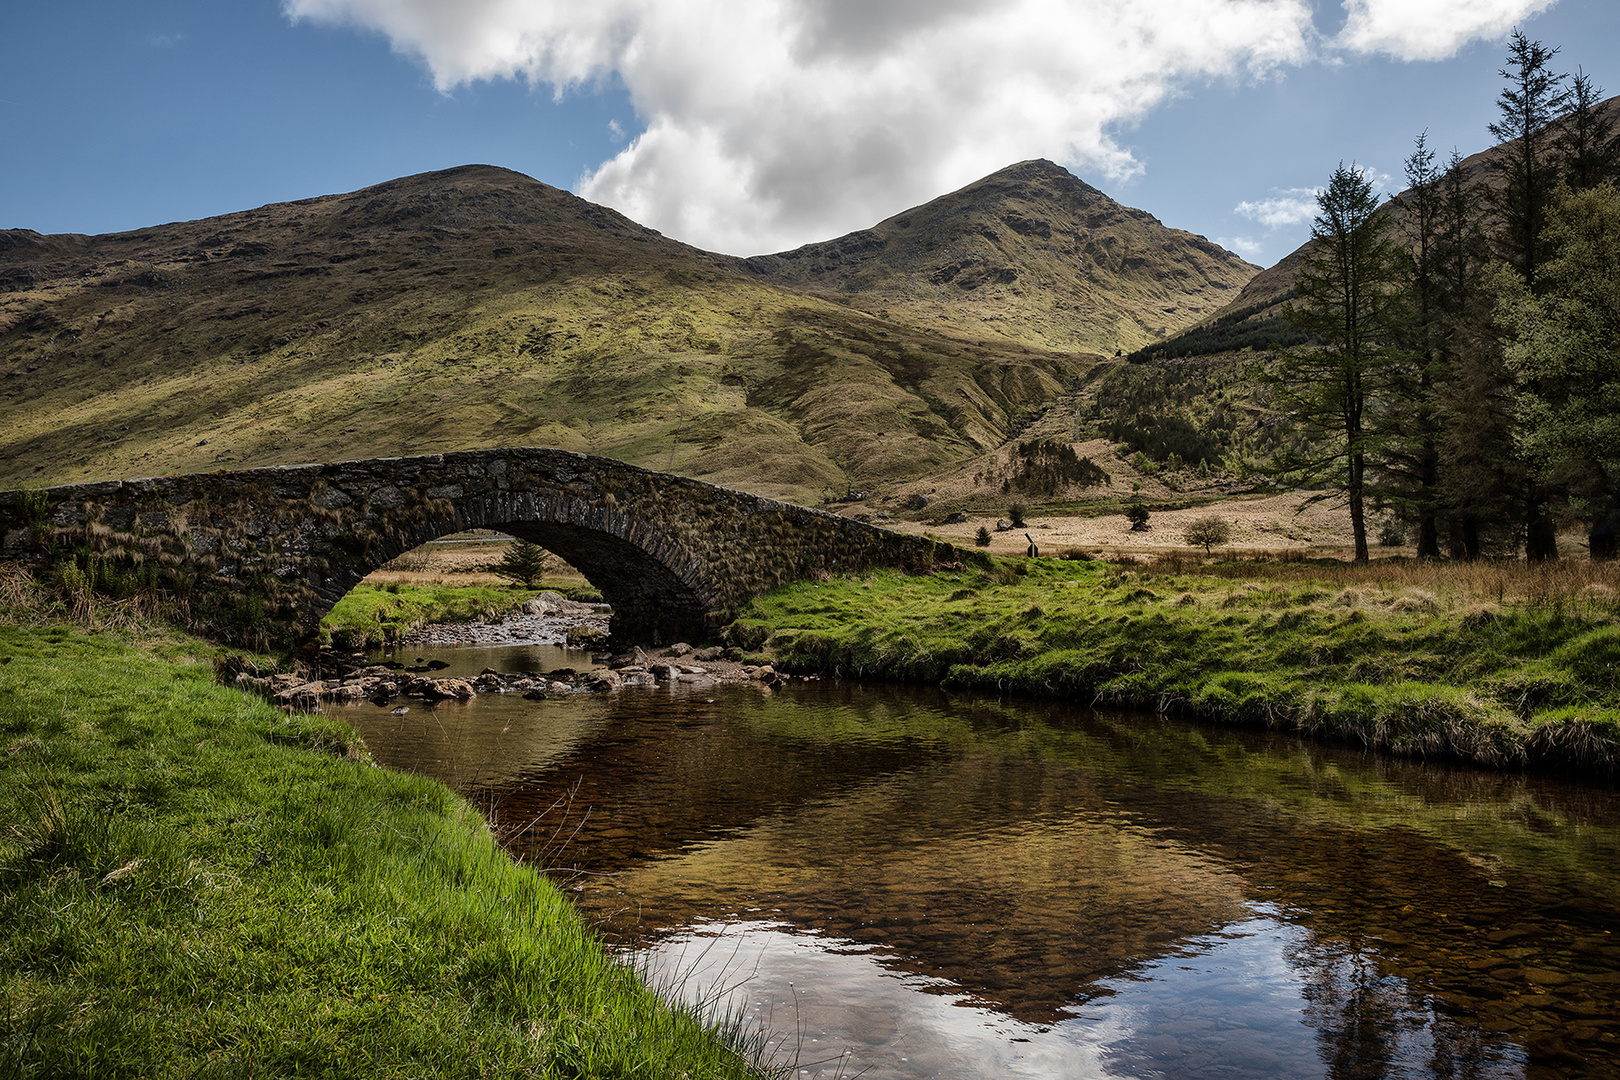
[320,579,602,649]
[0,621,767,1078]
[724,556,1620,776]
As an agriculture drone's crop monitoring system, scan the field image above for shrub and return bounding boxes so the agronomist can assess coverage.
[974,525,992,547]
[1126,501,1151,531]
[1007,502,1027,529]
[1183,515,1232,554]
[1378,520,1407,547]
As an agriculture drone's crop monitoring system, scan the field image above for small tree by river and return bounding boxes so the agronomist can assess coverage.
[491,539,549,587]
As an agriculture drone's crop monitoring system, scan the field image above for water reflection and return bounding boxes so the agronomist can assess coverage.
[344,651,1620,1079]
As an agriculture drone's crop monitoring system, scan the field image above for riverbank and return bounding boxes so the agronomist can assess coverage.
[723,555,1620,776]
[0,621,769,1077]
[319,580,604,649]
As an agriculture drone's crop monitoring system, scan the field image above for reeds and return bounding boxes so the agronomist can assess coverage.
[1143,553,1620,617]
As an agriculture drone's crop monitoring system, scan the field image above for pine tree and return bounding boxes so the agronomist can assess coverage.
[1488,32,1572,561]
[491,538,549,587]
[1499,183,1620,559]
[1377,133,1446,558]
[1557,69,1620,192]
[1432,150,1519,559]
[1489,31,1569,293]
[1270,164,1406,563]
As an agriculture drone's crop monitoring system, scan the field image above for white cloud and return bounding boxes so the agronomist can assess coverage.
[282,0,1556,254]
[285,0,1318,253]
[1217,235,1266,261]
[1336,0,1559,62]
[1235,163,1395,231]
[1235,188,1321,228]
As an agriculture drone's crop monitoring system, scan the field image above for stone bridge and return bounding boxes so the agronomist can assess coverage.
[0,447,957,648]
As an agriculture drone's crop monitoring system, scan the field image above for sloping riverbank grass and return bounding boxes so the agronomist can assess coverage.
[320,582,538,648]
[0,623,768,1078]
[320,579,607,649]
[725,556,1620,775]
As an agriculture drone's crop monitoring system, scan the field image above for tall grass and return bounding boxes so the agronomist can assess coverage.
[0,622,773,1078]
[1146,552,1620,616]
[733,556,1620,775]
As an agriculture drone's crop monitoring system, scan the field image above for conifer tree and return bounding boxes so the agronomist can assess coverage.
[1557,69,1620,191]
[1425,149,1510,559]
[1489,31,1569,293]
[1498,183,1620,559]
[1488,31,1572,560]
[491,538,549,587]
[1270,164,1406,563]
[1378,134,1446,558]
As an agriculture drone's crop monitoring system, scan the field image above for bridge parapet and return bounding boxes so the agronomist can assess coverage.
[0,448,956,648]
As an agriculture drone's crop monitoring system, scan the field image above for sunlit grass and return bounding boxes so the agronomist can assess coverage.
[731,555,1620,774]
[0,622,772,1078]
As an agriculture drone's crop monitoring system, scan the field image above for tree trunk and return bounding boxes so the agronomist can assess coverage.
[1525,485,1559,562]
[1416,429,1441,559]
[1349,450,1370,563]
[1592,481,1620,561]
[1417,510,1440,560]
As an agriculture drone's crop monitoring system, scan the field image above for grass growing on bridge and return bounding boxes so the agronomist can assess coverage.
[727,555,1620,776]
[0,622,770,1078]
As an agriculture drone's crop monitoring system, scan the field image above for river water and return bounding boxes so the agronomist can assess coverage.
[343,643,1620,1080]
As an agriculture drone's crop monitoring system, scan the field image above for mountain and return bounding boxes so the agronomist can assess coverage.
[740,159,1257,355]
[1146,94,1620,360]
[0,163,1252,500]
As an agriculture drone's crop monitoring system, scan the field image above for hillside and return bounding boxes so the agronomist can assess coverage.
[1141,94,1620,361]
[741,159,1257,355]
[1084,95,1620,490]
[0,163,1258,501]
[0,166,1087,500]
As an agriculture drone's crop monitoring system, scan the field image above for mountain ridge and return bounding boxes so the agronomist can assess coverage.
[739,158,1256,354]
[0,160,1252,499]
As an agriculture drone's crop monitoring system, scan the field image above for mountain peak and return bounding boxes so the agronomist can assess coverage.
[742,161,1255,354]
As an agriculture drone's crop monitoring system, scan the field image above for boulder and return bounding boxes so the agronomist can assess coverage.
[273,681,324,710]
[405,676,476,700]
[584,668,622,690]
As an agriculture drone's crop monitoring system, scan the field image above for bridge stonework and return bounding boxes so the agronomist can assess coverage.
[0,448,955,648]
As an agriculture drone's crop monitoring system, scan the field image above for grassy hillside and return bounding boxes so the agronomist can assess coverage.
[0,166,1118,502]
[0,161,1259,503]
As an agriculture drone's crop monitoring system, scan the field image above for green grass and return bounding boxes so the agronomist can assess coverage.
[0,622,769,1078]
[320,582,542,649]
[727,558,1620,775]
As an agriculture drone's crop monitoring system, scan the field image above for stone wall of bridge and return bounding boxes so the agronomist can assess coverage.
[0,447,957,648]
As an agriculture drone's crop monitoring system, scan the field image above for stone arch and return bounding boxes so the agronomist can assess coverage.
[0,447,957,649]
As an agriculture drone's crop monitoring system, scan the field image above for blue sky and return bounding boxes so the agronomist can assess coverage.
[3,1,1616,268]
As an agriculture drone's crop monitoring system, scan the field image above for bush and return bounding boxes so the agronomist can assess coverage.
[1008,502,1027,529]
[1378,520,1407,547]
[1183,515,1232,553]
[974,525,992,547]
[1126,501,1151,531]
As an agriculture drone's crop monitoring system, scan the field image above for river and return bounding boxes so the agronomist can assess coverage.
[340,642,1620,1080]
